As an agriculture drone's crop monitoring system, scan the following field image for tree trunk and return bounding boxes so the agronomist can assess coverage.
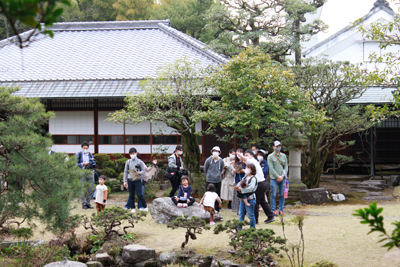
[180,130,201,176]
[301,135,330,188]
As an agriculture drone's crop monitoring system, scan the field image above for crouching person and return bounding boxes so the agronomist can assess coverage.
[171,176,195,207]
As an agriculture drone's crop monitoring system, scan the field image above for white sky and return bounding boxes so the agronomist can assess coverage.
[315,0,398,41]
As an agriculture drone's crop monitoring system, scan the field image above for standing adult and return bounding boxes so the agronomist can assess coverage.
[168,145,183,197]
[234,163,258,228]
[232,148,245,214]
[267,141,288,215]
[204,146,224,213]
[257,149,270,199]
[75,141,96,210]
[238,150,275,224]
[221,149,236,209]
[123,147,147,213]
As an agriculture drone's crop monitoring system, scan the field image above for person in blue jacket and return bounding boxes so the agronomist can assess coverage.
[76,141,96,209]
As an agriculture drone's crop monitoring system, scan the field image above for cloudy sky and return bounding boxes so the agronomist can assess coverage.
[315,0,398,41]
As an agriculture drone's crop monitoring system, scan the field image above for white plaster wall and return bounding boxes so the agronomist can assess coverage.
[125,121,151,135]
[330,42,363,62]
[125,145,151,154]
[98,145,125,154]
[195,121,202,132]
[49,111,94,135]
[98,111,123,134]
[151,121,178,135]
[151,145,202,154]
[52,145,94,154]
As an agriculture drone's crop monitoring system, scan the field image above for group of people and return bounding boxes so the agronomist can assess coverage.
[199,142,288,227]
[75,140,289,228]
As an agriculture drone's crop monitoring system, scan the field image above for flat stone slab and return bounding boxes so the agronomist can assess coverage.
[394,186,400,198]
[44,258,87,267]
[121,244,156,264]
[300,188,330,204]
[367,192,383,197]
[150,197,223,224]
[361,196,394,201]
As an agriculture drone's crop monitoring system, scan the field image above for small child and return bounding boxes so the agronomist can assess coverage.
[171,176,195,207]
[198,183,222,226]
[239,179,251,207]
[95,175,108,215]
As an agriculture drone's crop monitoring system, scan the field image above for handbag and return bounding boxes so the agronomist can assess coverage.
[164,167,177,180]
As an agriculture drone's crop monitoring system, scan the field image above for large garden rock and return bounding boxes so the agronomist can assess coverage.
[300,188,330,204]
[187,255,213,267]
[121,244,156,265]
[159,252,177,264]
[85,262,103,267]
[44,258,87,267]
[150,197,223,224]
[93,253,114,266]
[361,196,394,201]
[390,175,400,187]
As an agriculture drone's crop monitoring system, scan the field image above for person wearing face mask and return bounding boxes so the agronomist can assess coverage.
[76,141,96,210]
[238,149,275,224]
[221,149,236,209]
[123,147,147,213]
[251,145,260,157]
[204,146,225,213]
[168,145,184,197]
[232,148,246,213]
[267,141,288,216]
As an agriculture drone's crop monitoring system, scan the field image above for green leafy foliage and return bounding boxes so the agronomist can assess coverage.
[354,202,400,250]
[109,58,212,176]
[89,234,105,254]
[198,47,324,147]
[101,167,118,179]
[105,179,122,193]
[122,232,136,242]
[204,0,327,61]
[167,215,210,249]
[112,0,153,20]
[150,0,217,43]
[93,154,112,169]
[81,206,146,241]
[10,227,33,240]
[0,0,71,47]
[291,58,392,188]
[1,243,70,267]
[309,260,338,267]
[0,87,84,234]
[213,219,248,250]
[232,228,285,264]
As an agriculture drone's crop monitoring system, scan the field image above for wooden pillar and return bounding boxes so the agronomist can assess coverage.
[94,99,99,154]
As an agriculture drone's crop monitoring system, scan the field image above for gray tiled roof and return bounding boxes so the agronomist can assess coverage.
[0,20,228,98]
[347,87,394,104]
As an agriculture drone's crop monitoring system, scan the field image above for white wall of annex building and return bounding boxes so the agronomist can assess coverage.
[49,111,94,134]
[98,111,123,134]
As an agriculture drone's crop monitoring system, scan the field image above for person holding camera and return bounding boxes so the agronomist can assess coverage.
[76,141,96,210]
[123,147,147,213]
[168,145,184,197]
[204,146,225,213]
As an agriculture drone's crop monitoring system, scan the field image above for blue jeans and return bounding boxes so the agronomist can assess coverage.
[125,180,147,209]
[138,185,146,209]
[270,179,285,212]
[238,198,256,228]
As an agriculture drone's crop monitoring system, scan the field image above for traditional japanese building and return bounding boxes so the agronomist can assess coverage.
[0,20,228,161]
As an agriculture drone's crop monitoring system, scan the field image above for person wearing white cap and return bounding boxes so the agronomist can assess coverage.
[267,140,288,216]
[204,146,225,212]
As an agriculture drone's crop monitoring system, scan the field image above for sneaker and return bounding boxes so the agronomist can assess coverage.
[124,207,128,210]
[177,203,183,208]
[279,211,283,215]
[264,217,275,224]
[273,211,278,216]
[142,207,148,212]
[182,204,188,208]
[210,222,215,226]
[138,208,143,211]
[131,209,136,213]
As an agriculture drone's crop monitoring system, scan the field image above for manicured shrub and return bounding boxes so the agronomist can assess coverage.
[93,154,111,169]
